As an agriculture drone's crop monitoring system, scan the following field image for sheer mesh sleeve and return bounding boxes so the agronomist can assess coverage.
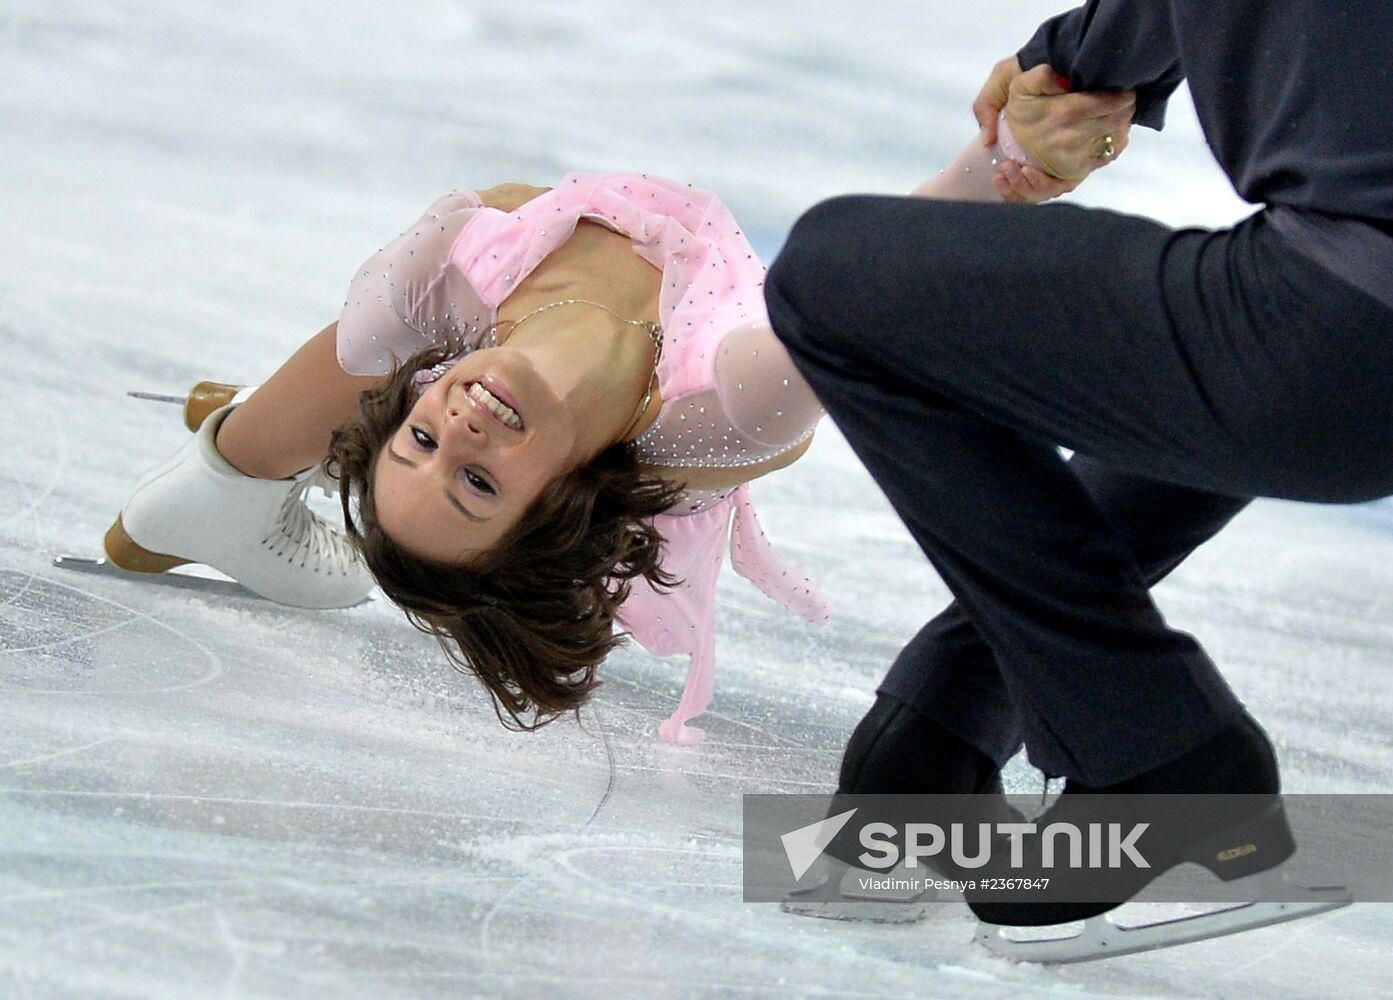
[336,191,495,376]
[714,320,824,448]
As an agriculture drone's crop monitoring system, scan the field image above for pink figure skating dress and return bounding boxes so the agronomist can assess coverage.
[336,173,831,743]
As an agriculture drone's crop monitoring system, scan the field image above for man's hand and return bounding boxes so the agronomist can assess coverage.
[973,55,1136,201]
[1004,65,1135,181]
[972,55,1025,147]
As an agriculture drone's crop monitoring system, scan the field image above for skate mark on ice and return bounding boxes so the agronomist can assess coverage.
[476,700,620,956]
[2,612,147,656]
[543,842,951,993]
[554,843,741,893]
[0,570,224,695]
[0,404,67,533]
[0,570,39,612]
[611,759,829,790]
[0,867,511,915]
[0,786,508,825]
[594,689,810,753]
[213,907,248,997]
[329,967,919,996]
[36,884,271,949]
[0,735,115,769]
[0,875,247,908]
[1212,904,1353,982]
[6,877,330,997]
[0,872,258,956]
[7,862,516,980]
[477,771,618,956]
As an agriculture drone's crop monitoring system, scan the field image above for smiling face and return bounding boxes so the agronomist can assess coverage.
[371,348,583,562]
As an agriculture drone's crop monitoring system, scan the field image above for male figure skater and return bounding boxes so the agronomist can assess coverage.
[766,0,1392,954]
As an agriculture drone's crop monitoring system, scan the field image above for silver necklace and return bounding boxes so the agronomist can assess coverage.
[504,298,664,442]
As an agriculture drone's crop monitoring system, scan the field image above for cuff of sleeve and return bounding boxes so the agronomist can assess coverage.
[1017,8,1177,133]
[1016,37,1054,76]
[1130,87,1173,131]
[1016,8,1080,75]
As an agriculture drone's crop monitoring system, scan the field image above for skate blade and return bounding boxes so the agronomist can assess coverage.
[976,867,1352,964]
[782,860,939,924]
[127,381,241,431]
[126,391,184,404]
[54,555,263,601]
[55,555,373,608]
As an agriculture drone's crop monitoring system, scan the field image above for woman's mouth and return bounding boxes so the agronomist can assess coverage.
[465,381,524,431]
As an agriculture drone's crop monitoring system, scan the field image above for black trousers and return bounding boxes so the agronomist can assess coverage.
[765,198,1393,785]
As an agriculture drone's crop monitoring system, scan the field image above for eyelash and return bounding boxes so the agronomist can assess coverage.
[408,426,496,496]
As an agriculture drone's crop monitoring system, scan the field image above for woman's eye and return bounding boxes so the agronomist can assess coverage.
[410,426,436,451]
[462,469,497,496]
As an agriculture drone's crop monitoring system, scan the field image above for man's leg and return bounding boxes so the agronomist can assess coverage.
[766,196,1393,786]
[848,458,1250,790]
[869,459,1253,785]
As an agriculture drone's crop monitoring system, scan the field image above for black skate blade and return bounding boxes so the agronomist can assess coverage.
[54,555,263,601]
[976,867,1351,964]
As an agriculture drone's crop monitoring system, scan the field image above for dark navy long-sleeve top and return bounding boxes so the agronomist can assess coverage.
[1019,0,1392,220]
[1017,0,1393,305]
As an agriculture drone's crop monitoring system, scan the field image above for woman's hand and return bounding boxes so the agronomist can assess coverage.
[992,158,1083,204]
[972,55,1025,146]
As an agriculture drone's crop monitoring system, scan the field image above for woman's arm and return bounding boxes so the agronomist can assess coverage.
[215,322,382,479]
[216,186,531,480]
[910,127,1028,202]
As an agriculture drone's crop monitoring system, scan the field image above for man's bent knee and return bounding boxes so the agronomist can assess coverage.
[765,194,883,359]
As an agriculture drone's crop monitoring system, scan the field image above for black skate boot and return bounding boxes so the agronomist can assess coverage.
[784,694,1009,922]
[968,713,1350,962]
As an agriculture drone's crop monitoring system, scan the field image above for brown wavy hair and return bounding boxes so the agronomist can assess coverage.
[325,346,684,730]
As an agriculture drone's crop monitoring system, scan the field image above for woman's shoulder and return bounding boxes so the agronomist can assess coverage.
[475,183,552,212]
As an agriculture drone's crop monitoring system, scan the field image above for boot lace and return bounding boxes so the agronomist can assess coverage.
[262,477,364,576]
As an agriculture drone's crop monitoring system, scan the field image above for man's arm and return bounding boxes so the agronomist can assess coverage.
[971,3,1166,185]
[1018,1,1183,131]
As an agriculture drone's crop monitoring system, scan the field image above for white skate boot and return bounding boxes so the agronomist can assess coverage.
[104,405,374,609]
[178,382,342,498]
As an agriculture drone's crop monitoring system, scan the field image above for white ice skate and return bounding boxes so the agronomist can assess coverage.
[103,404,373,609]
[130,380,343,499]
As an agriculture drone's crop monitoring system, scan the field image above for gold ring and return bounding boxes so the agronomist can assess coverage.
[1098,134,1116,162]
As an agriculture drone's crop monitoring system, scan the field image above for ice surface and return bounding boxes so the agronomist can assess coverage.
[2,1,1390,997]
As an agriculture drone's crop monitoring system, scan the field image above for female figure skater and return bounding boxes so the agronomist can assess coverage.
[105,92,1129,743]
